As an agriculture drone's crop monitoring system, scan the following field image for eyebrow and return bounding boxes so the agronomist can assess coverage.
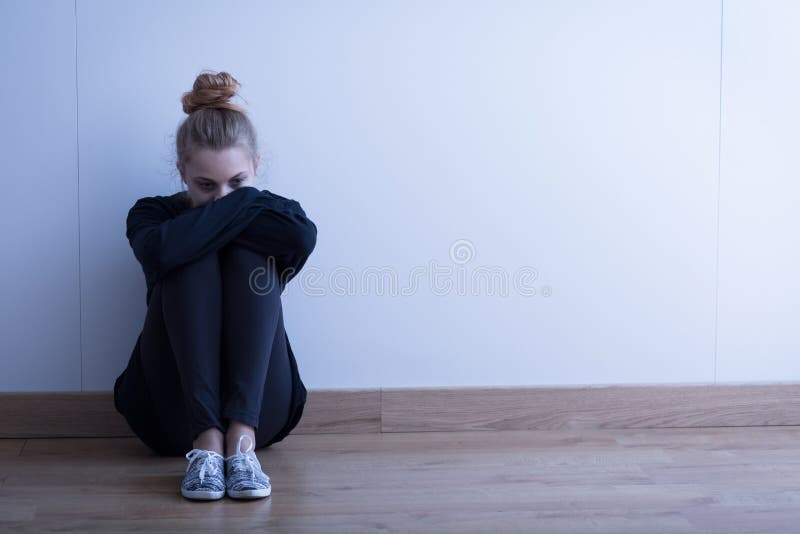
[192,172,247,182]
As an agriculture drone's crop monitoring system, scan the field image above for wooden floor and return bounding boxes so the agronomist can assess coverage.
[1,426,800,533]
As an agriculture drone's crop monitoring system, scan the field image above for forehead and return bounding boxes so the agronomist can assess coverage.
[187,146,251,180]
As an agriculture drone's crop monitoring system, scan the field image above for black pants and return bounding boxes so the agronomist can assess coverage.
[115,243,293,457]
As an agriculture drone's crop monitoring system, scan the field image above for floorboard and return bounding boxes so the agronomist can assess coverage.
[1,427,799,532]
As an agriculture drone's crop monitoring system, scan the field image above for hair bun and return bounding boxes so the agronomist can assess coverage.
[181,70,247,114]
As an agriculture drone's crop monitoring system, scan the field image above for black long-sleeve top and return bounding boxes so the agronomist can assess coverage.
[126,185,317,305]
[117,186,316,447]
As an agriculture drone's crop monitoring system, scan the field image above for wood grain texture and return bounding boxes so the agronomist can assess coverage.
[381,383,800,432]
[296,388,381,434]
[2,384,800,439]
[0,392,129,438]
[3,427,800,532]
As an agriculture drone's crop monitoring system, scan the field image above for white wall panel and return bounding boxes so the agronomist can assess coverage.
[0,0,81,391]
[83,0,722,390]
[717,0,800,382]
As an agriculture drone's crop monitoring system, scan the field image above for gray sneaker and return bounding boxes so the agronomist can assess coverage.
[224,434,271,499]
[181,448,226,500]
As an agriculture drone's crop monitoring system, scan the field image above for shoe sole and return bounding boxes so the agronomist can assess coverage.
[227,486,271,499]
[182,488,226,500]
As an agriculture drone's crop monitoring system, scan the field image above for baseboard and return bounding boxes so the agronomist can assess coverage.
[1,383,800,438]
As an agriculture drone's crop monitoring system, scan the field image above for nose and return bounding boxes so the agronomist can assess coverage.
[213,186,233,201]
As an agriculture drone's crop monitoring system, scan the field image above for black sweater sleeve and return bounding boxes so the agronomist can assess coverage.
[126,186,317,289]
[126,186,265,279]
[230,192,318,288]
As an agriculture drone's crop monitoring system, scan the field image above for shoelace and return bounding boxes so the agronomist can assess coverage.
[227,434,269,486]
[185,449,222,485]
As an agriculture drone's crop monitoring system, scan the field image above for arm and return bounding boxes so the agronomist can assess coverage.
[126,186,266,280]
[230,190,318,288]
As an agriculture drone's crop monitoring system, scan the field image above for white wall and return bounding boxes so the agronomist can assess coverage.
[0,0,81,390]
[717,1,800,382]
[0,0,794,392]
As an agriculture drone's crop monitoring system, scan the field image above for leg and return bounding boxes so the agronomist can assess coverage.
[138,252,226,455]
[133,281,194,456]
[218,243,293,455]
[253,303,293,448]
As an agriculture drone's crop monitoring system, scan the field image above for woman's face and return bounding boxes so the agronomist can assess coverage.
[178,145,260,208]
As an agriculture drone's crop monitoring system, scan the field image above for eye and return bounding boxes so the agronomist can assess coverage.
[200,182,214,190]
[232,178,244,186]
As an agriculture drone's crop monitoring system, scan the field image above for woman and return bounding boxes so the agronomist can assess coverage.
[113,70,317,501]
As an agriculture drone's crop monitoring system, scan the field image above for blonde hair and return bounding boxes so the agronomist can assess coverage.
[175,69,259,174]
